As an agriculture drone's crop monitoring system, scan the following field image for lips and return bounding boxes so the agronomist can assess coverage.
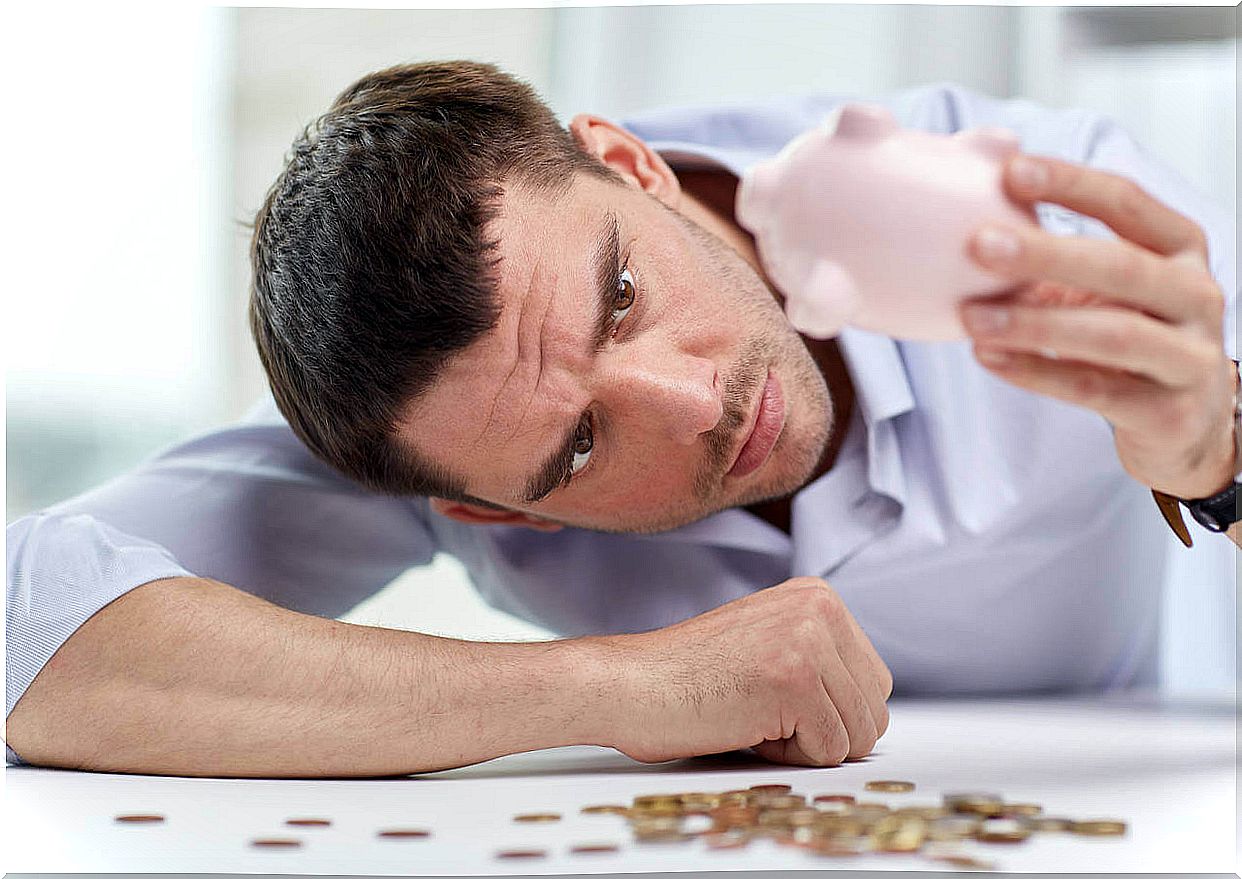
[727,371,785,479]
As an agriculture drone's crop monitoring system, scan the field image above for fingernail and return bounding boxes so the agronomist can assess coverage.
[976,348,1012,367]
[976,226,1021,261]
[1011,157,1048,190]
[964,304,1010,334]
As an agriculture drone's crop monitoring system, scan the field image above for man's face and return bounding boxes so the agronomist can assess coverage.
[405,171,832,533]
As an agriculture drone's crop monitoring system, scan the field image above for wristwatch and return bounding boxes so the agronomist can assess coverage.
[1153,358,1241,546]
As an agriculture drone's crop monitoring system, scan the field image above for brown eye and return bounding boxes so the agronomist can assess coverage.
[570,414,594,476]
[612,268,637,321]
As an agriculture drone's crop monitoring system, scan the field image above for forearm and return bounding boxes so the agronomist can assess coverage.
[6,577,613,777]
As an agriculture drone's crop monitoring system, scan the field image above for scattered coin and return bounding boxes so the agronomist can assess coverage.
[813,794,856,804]
[570,843,620,854]
[496,848,546,859]
[866,780,915,793]
[1072,819,1127,836]
[1031,816,1074,833]
[285,818,331,827]
[748,783,793,794]
[513,812,562,823]
[581,804,629,815]
[929,852,996,869]
[377,828,431,838]
[250,838,302,848]
[114,814,165,824]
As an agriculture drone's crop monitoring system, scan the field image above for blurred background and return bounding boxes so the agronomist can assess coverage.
[5,3,1237,688]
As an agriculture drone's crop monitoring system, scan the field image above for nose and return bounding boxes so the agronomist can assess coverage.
[600,351,721,445]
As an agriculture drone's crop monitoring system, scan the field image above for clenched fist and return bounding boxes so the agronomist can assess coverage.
[599,577,892,767]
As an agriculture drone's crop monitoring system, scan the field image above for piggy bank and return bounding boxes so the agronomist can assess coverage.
[735,103,1040,340]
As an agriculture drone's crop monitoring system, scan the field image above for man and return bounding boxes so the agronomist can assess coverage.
[6,62,1236,777]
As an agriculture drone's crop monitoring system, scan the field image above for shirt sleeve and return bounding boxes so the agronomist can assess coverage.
[6,394,439,765]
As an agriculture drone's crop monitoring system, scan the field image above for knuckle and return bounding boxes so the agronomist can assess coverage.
[875,701,891,737]
[825,730,850,766]
[773,642,815,685]
[1113,250,1147,289]
[1097,321,1133,359]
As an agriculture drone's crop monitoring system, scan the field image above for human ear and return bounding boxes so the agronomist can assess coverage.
[428,497,564,532]
[568,113,682,206]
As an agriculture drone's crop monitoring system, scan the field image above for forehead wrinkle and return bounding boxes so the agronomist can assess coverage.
[503,255,559,446]
[471,255,539,451]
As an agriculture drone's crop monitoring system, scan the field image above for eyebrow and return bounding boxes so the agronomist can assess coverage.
[518,211,620,505]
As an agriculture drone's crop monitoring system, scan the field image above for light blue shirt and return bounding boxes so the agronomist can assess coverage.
[7,82,1236,765]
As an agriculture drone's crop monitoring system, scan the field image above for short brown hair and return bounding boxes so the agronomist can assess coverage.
[249,60,619,502]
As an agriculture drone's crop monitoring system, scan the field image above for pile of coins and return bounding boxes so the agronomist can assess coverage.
[113,781,1126,866]
[573,781,1126,868]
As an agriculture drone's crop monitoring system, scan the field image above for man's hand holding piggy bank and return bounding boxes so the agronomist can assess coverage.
[736,102,1235,511]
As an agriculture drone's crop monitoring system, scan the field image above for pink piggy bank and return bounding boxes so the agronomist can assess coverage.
[735,103,1040,341]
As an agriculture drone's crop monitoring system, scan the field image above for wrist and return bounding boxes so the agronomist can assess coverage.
[538,634,639,751]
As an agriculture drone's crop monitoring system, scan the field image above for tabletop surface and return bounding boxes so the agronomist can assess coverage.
[4,694,1236,874]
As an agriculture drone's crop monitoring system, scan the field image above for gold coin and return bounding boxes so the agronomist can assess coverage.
[496,849,546,858]
[285,818,331,827]
[513,812,561,823]
[632,794,680,808]
[1031,816,1074,833]
[805,838,865,857]
[581,804,629,815]
[852,802,891,815]
[748,783,793,794]
[893,805,948,820]
[250,838,302,848]
[570,843,619,854]
[976,818,1031,843]
[930,853,995,870]
[703,829,751,850]
[377,828,431,838]
[1072,819,1127,836]
[866,780,915,793]
[1001,802,1043,817]
[632,829,692,843]
[114,814,165,824]
[814,793,856,804]
[944,793,1005,817]
[927,816,982,840]
[760,793,806,809]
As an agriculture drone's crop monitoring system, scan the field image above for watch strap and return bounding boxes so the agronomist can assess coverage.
[1152,489,1193,548]
[1150,358,1239,547]
[1186,481,1240,532]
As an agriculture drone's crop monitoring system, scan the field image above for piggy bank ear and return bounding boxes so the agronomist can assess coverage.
[783,260,858,339]
[954,126,1021,162]
[735,161,780,236]
[823,103,899,140]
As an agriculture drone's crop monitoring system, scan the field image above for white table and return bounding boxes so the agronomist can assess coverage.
[4,695,1236,875]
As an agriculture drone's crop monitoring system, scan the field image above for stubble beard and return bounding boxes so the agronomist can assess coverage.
[617,205,833,533]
